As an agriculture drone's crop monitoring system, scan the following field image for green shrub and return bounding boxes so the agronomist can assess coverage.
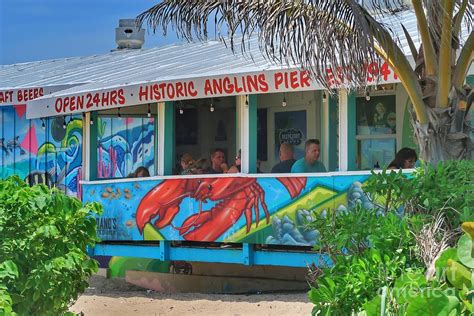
[365,160,474,227]
[0,176,102,315]
[362,221,474,315]
[307,160,474,315]
[307,207,425,315]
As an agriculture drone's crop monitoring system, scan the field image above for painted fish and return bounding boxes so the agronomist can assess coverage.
[6,136,26,155]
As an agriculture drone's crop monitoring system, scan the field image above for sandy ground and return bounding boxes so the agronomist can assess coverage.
[70,270,313,316]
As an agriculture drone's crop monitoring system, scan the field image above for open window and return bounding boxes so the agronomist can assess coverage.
[174,97,237,175]
[256,91,323,174]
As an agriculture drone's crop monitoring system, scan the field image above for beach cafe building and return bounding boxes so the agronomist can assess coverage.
[1,14,472,269]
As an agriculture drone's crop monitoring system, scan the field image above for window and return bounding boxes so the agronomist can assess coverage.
[356,94,397,169]
[175,97,236,175]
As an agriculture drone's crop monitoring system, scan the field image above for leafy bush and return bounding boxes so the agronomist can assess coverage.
[309,205,422,262]
[307,160,473,315]
[0,176,102,315]
[307,207,425,315]
[365,160,474,227]
[363,221,474,315]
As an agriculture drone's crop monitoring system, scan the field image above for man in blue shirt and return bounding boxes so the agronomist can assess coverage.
[291,139,327,173]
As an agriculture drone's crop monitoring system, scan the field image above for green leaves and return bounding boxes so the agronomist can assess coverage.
[405,290,460,316]
[0,176,103,315]
[366,160,474,227]
[457,235,474,268]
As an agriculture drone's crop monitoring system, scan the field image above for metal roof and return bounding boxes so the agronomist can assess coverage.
[1,10,426,91]
[1,10,471,116]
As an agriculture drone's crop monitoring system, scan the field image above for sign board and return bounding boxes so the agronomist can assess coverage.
[0,84,81,106]
[26,63,401,119]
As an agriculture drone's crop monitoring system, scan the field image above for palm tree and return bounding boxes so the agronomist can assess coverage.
[137,0,473,164]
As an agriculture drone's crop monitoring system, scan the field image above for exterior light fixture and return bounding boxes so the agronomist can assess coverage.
[245,95,249,106]
[323,91,327,100]
[41,118,46,130]
[62,116,67,129]
[365,90,371,101]
[90,116,94,125]
[282,94,287,107]
[147,104,151,118]
[179,108,184,115]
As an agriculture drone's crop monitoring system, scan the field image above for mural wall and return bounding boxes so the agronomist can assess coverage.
[97,116,155,178]
[0,105,83,197]
[83,173,382,245]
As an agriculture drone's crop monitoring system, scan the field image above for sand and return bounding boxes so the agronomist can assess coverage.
[70,271,313,316]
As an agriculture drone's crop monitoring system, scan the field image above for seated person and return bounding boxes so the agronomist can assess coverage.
[291,139,327,173]
[271,143,296,173]
[189,158,210,174]
[388,148,417,169]
[227,150,241,173]
[205,148,227,174]
[179,153,195,175]
[134,166,150,177]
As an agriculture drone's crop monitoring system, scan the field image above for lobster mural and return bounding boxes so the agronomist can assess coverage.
[136,177,307,241]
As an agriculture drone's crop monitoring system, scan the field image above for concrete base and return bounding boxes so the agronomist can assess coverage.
[190,262,308,282]
[125,270,309,294]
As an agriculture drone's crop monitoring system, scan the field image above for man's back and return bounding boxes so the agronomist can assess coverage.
[271,159,296,173]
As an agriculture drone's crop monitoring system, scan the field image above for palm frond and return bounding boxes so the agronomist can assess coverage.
[401,23,418,60]
[138,0,410,91]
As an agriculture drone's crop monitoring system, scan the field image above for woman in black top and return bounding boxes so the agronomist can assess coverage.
[388,148,417,169]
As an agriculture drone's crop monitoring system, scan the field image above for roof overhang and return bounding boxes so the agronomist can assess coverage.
[26,64,403,119]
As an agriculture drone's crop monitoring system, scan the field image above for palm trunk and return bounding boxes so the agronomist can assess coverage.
[410,86,473,164]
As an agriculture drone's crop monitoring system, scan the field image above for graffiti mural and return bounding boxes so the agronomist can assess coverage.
[82,173,380,245]
[0,106,83,197]
[97,116,155,179]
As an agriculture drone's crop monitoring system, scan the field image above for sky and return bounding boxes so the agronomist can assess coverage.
[0,0,186,65]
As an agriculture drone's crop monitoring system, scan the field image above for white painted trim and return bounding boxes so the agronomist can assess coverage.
[80,168,416,185]
[321,94,329,168]
[82,112,91,181]
[157,102,166,176]
[338,90,349,171]
[237,95,250,173]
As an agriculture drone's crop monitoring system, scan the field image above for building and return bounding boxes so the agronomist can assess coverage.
[1,13,472,269]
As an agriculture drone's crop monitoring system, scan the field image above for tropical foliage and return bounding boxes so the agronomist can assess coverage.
[138,0,473,163]
[0,176,102,315]
[306,160,473,315]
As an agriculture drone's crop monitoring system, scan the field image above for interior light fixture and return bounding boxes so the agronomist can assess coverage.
[179,101,184,114]
[282,94,287,107]
[210,99,215,112]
